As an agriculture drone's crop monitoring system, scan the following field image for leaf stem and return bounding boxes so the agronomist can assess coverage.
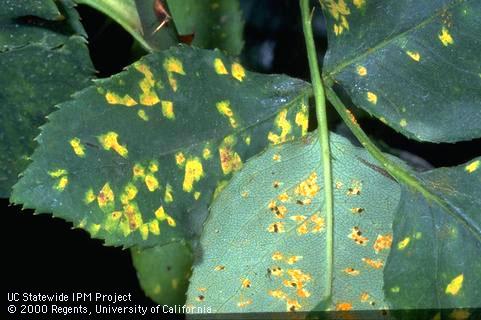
[324,86,438,201]
[325,85,481,243]
[300,0,334,300]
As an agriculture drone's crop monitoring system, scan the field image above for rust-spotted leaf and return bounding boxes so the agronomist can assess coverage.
[11,46,310,247]
[321,0,481,142]
[187,132,399,312]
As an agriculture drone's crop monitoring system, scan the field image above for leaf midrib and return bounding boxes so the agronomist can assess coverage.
[323,0,466,79]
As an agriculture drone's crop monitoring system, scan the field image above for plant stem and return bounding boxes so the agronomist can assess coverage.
[324,86,438,201]
[300,0,334,300]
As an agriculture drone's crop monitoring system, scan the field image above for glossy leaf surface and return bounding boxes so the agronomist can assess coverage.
[321,0,481,142]
[0,0,94,197]
[132,242,193,305]
[385,157,481,309]
[187,132,399,312]
[12,46,310,247]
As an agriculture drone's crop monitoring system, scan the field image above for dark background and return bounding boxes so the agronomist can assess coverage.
[3,0,480,309]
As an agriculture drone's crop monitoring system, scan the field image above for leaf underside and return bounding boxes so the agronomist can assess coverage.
[322,0,481,142]
[0,0,95,198]
[187,132,399,312]
[187,130,481,312]
[12,46,310,248]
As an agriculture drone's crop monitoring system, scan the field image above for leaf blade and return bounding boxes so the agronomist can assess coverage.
[11,46,310,247]
[321,0,481,142]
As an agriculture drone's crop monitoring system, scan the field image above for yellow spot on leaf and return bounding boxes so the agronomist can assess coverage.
[324,0,350,36]
[145,174,159,192]
[97,183,114,210]
[89,223,101,236]
[406,51,421,62]
[133,163,145,179]
[84,189,96,204]
[137,109,149,121]
[269,289,287,300]
[164,57,185,91]
[267,222,285,233]
[278,193,289,202]
[373,233,393,253]
[273,154,281,162]
[287,256,303,265]
[98,132,128,158]
[353,0,365,9]
[367,91,378,104]
[286,299,301,312]
[123,202,143,231]
[175,152,186,167]
[272,251,283,261]
[400,119,408,127]
[194,191,201,200]
[149,220,160,235]
[69,138,85,157]
[360,292,370,302]
[219,136,243,175]
[105,92,137,106]
[216,100,238,128]
[439,27,454,46]
[391,286,400,293]
[214,58,228,75]
[166,216,176,227]
[134,63,160,106]
[237,298,252,308]
[49,169,67,178]
[183,158,204,192]
[349,226,369,246]
[241,278,251,288]
[310,213,325,233]
[164,183,174,203]
[295,172,319,198]
[362,258,384,269]
[336,302,352,311]
[268,109,292,145]
[161,101,175,120]
[214,265,225,271]
[397,237,410,250]
[445,274,463,295]
[231,62,245,81]
[140,224,149,240]
[465,160,479,173]
[120,183,138,204]
[295,103,309,135]
[149,161,159,173]
[55,176,68,191]
[202,147,212,160]
[297,222,309,235]
[271,266,283,277]
[357,65,367,76]
[245,135,251,145]
[343,267,360,276]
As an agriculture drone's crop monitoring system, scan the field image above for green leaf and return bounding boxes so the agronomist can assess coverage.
[187,132,399,312]
[321,0,481,142]
[132,242,193,305]
[385,157,481,309]
[0,0,94,197]
[73,0,152,51]
[135,0,244,55]
[11,46,311,247]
